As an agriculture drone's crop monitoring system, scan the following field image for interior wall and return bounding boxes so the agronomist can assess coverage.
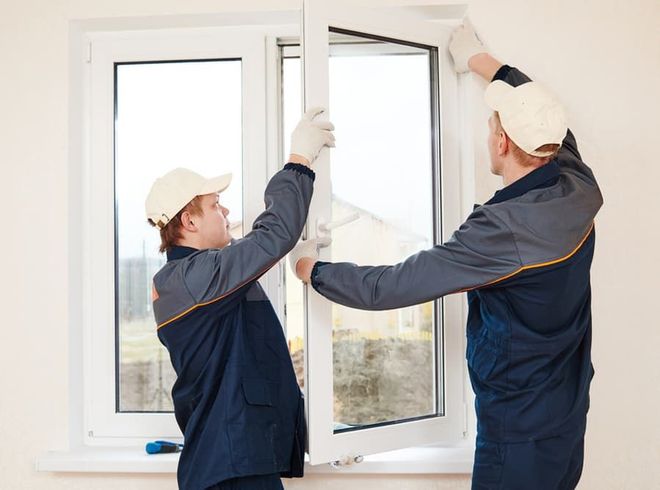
[0,0,658,489]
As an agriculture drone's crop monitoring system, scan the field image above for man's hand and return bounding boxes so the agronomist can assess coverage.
[295,257,316,284]
[288,237,332,283]
[449,22,487,74]
[290,107,335,165]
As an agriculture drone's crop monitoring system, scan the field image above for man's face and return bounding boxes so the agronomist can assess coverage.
[487,114,504,176]
[195,193,232,249]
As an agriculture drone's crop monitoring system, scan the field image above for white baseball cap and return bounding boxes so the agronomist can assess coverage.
[145,168,232,229]
[485,80,568,157]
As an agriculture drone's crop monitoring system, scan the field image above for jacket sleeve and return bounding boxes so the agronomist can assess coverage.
[492,65,599,187]
[183,163,315,303]
[310,207,522,311]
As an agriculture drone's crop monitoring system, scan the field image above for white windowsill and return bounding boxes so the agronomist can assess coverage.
[36,446,474,474]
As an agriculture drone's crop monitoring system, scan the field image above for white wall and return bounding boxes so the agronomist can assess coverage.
[1,0,658,489]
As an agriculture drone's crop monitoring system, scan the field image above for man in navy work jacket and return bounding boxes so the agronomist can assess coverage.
[289,24,603,490]
[145,108,335,490]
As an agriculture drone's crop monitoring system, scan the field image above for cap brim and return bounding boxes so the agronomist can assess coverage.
[484,80,514,111]
[199,173,232,195]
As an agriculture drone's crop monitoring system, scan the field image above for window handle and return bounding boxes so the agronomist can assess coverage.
[317,212,360,236]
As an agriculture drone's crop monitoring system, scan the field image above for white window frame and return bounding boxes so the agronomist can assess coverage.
[82,23,297,444]
[47,3,478,472]
[301,0,471,465]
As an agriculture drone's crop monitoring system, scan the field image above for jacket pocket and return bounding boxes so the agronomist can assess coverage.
[241,378,274,406]
[228,379,279,468]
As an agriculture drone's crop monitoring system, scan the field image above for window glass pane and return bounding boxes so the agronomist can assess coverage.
[282,32,440,431]
[327,32,438,431]
[115,59,243,412]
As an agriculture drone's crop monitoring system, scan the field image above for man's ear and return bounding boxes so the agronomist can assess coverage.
[180,211,197,232]
[498,131,509,157]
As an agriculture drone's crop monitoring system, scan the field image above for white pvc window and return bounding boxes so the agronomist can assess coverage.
[300,0,467,465]
[85,28,270,441]
[81,4,469,462]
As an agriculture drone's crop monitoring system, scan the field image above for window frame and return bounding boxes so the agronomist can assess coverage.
[301,0,470,465]
[83,26,281,443]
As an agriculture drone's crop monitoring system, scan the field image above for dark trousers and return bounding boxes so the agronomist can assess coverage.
[207,473,284,490]
[472,431,585,490]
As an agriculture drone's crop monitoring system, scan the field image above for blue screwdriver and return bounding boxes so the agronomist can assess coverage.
[145,440,184,454]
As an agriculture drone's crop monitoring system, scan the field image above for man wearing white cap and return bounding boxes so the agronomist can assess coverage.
[290,25,602,490]
[146,108,334,490]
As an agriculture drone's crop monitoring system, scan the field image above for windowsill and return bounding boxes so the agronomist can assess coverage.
[36,445,474,474]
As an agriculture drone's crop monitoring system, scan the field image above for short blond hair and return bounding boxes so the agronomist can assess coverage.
[493,112,560,166]
[148,196,204,253]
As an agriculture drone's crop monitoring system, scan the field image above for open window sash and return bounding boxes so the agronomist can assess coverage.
[302,0,468,465]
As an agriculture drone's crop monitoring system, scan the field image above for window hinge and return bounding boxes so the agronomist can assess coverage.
[85,42,92,63]
[329,454,364,469]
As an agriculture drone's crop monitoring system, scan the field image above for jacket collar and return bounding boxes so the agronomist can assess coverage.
[485,160,560,205]
[166,245,199,262]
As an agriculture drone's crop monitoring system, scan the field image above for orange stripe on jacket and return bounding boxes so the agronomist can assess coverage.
[156,259,277,330]
[457,221,596,293]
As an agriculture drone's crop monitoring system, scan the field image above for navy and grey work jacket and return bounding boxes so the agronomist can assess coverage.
[311,66,604,443]
[152,163,314,490]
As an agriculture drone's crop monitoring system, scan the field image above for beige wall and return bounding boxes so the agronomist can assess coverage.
[1,0,658,489]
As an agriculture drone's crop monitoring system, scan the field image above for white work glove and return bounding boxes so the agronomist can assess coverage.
[449,22,486,74]
[288,237,332,278]
[290,107,336,164]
